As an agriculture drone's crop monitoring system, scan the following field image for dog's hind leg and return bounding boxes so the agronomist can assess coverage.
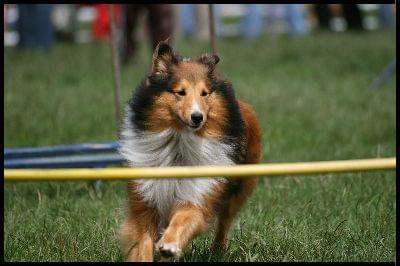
[211,100,262,251]
[211,177,257,251]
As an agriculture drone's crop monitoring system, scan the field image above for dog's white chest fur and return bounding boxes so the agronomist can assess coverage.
[119,113,234,222]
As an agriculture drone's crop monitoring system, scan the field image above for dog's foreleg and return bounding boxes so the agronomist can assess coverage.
[156,204,208,259]
[119,216,157,262]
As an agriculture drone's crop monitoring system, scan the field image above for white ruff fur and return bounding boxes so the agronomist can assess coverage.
[119,109,235,225]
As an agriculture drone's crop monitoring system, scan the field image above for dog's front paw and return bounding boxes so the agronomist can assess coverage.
[156,241,182,258]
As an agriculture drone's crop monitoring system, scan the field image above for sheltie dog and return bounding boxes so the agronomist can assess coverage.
[118,40,262,262]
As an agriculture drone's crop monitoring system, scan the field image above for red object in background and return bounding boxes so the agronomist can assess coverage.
[92,4,121,41]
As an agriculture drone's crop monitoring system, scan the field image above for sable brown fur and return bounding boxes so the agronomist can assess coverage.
[119,40,262,262]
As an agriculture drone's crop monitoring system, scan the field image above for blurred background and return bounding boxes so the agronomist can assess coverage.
[4,4,396,262]
[4,4,396,50]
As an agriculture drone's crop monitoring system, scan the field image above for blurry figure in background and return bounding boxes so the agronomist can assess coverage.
[285,4,310,35]
[52,4,78,42]
[120,4,175,65]
[313,4,331,30]
[263,4,310,37]
[4,4,7,31]
[264,4,286,35]
[313,4,364,31]
[341,4,363,30]
[179,4,309,40]
[179,4,222,40]
[92,4,121,41]
[378,4,395,29]
[242,4,263,38]
[16,4,54,52]
[180,4,196,37]
[179,4,221,40]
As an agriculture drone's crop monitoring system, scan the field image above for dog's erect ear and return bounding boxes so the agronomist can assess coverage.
[198,53,220,70]
[151,40,177,75]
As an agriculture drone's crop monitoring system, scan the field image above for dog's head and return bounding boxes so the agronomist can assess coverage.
[145,40,221,132]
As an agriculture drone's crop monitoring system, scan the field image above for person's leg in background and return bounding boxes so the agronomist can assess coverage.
[242,4,263,39]
[313,4,332,31]
[147,4,175,51]
[212,4,222,38]
[179,4,196,38]
[378,4,395,29]
[4,4,7,32]
[341,4,363,30]
[286,4,310,36]
[52,4,78,42]
[120,4,143,65]
[17,4,54,52]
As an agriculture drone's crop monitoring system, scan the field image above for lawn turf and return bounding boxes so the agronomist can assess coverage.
[4,30,396,262]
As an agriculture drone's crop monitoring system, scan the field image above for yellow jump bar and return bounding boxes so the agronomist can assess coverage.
[4,158,396,182]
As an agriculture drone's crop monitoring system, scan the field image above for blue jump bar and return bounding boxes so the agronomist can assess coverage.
[4,154,125,169]
[4,141,120,159]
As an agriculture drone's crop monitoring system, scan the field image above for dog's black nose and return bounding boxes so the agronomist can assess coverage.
[191,112,203,125]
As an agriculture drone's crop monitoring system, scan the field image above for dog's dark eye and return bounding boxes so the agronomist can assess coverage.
[201,91,208,97]
[176,90,186,96]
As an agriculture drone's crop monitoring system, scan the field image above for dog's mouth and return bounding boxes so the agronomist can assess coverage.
[188,122,202,131]
[177,116,203,131]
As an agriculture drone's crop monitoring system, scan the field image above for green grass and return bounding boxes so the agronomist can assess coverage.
[4,31,396,262]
